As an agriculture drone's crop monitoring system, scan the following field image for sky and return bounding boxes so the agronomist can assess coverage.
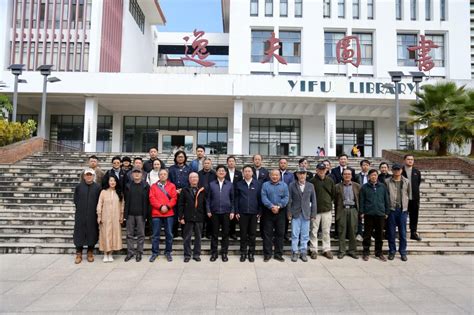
[157,0,223,33]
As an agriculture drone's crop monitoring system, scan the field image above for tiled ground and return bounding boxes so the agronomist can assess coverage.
[0,254,472,314]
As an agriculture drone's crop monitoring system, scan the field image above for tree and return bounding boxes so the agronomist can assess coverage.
[451,90,474,156]
[0,94,12,119]
[408,82,467,156]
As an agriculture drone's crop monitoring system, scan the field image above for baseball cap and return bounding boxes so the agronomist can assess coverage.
[84,168,94,175]
[392,163,402,170]
[316,163,326,170]
[132,167,142,173]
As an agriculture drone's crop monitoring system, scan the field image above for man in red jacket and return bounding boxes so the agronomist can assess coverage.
[149,169,177,262]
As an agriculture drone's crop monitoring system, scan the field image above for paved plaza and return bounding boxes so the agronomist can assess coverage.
[0,254,472,314]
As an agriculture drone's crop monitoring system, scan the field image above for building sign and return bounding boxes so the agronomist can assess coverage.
[336,35,361,68]
[181,29,215,67]
[288,80,417,95]
[261,32,287,65]
[407,35,439,72]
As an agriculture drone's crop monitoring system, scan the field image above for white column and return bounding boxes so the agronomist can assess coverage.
[88,0,104,72]
[232,99,243,155]
[325,102,337,157]
[83,97,99,152]
[111,113,122,152]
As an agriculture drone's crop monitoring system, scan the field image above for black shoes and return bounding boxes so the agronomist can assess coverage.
[184,257,191,263]
[135,253,142,262]
[274,255,285,262]
[401,255,408,262]
[337,252,345,259]
[263,256,271,262]
[388,253,395,260]
[240,254,246,262]
[193,256,201,262]
[347,252,359,259]
[124,254,134,262]
[248,254,255,262]
[411,233,422,241]
[210,254,218,262]
[166,254,173,262]
[230,234,238,240]
[222,254,229,262]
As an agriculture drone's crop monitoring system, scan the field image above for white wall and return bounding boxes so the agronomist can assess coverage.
[301,115,325,157]
[88,0,104,73]
[0,0,13,71]
[375,117,397,157]
[120,0,155,73]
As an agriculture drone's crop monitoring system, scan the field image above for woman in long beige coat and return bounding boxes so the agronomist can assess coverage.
[97,175,124,262]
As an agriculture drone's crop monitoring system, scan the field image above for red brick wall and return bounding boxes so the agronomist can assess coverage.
[382,150,474,176]
[0,137,44,164]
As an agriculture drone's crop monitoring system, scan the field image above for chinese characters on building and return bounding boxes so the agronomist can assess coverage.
[261,32,287,65]
[181,29,215,67]
[407,35,439,72]
[336,35,361,68]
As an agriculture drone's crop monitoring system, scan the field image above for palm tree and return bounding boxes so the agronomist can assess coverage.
[0,94,12,119]
[408,82,466,156]
[452,90,474,156]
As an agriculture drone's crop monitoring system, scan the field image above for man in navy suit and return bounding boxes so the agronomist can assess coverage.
[331,154,356,183]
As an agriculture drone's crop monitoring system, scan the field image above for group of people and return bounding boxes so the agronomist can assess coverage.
[73,146,422,264]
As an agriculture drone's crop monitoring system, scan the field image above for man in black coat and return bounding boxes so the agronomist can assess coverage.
[123,168,150,262]
[330,154,356,183]
[73,169,101,264]
[225,156,242,240]
[143,147,166,173]
[102,156,127,189]
[178,172,207,262]
[402,154,422,241]
[198,158,216,239]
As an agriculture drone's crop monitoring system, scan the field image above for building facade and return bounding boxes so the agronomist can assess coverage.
[0,0,471,156]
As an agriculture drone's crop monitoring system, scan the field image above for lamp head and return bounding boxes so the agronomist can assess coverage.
[388,71,405,83]
[409,71,425,83]
[37,64,53,76]
[8,64,25,76]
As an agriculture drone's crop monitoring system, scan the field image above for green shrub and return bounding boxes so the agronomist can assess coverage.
[0,119,37,147]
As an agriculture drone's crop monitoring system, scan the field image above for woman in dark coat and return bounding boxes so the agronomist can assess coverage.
[73,168,101,264]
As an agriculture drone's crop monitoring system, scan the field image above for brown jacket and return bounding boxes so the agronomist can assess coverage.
[334,181,361,221]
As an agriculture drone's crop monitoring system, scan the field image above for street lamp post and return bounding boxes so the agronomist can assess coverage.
[409,71,425,150]
[388,71,405,150]
[37,65,60,139]
[7,64,25,122]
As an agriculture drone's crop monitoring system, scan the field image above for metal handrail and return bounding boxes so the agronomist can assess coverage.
[43,139,84,152]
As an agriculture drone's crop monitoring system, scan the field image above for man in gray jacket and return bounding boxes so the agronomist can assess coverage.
[385,164,411,261]
[287,168,317,262]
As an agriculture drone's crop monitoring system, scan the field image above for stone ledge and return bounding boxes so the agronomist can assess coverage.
[0,137,44,164]
[382,150,474,177]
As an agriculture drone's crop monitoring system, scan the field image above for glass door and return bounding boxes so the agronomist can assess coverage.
[159,131,196,155]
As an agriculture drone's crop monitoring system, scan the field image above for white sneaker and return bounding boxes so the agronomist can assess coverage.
[103,255,108,263]
[108,254,114,262]
[356,235,363,242]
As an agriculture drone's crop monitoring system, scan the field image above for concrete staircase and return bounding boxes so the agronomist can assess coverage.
[0,152,473,255]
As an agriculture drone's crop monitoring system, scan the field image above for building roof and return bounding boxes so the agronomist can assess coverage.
[138,0,166,25]
[221,0,230,33]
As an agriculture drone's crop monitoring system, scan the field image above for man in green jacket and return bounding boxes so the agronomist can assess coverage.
[359,169,390,262]
[309,163,335,260]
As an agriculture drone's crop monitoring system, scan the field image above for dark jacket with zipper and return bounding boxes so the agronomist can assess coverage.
[309,175,335,213]
[124,180,150,219]
[234,178,262,215]
[178,186,206,222]
[206,179,234,214]
[359,181,390,216]
[402,167,422,201]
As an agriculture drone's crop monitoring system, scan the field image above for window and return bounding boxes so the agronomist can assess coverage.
[251,30,272,62]
[265,0,273,16]
[425,34,445,67]
[279,31,301,63]
[399,121,415,150]
[397,34,417,66]
[410,0,417,20]
[396,0,402,20]
[249,118,300,156]
[425,0,431,20]
[323,0,331,18]
[49,115,84,150]
[338,0,345,18]
[367,0,374,19]
[129,0,145,33]
[250,0,258,16]
[440,0,446,20]
[280,0,288,16]
[353,33,373,65]
[324,32,345,64]
[97,116,113,152]
[295,0,302,17]
[352,0,359,19]
[336,120,374,157]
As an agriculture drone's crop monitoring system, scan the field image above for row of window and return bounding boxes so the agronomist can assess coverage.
[129,0,145,34]
[323,0,374,19]
[251,30,445,67]
[11,41,89,71]
[251,0,303,18]
[13,0,92,30]
[396,0,446,21]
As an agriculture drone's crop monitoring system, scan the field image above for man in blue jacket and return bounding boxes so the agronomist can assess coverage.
[261,169,289,262]
[206,165,234,262]
[234,165,261,263]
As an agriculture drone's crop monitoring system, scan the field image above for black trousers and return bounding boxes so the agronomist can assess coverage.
[211,213,230,255]
[239,214,258,255]
[408,199,420,233]
[203,215,213,238]
[263,209,285,257]
[230,217,238,237]
[183,221,203,258]
[363,214,385,256]
[76,245,94,253]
